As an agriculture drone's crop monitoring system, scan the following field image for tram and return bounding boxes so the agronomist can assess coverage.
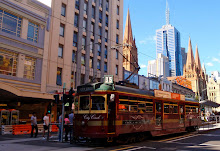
[73,76,200,143]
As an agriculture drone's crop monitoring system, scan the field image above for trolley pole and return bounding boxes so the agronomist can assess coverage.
[61,83,66,142]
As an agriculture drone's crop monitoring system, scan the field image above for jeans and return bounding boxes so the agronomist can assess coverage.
[31,125,38,137]
[58,125,61,141]
[64,125,69,141]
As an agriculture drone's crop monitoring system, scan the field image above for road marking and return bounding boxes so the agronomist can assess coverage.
[166,142,196,145]
[200,143,220,147]
[110,146,137,151]
[158,133,194,142]
[199,134,220,137]
[123,146,156,151]
[166,134,200,143]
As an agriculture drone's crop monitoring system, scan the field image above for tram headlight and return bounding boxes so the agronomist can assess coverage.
[82,121,85,126]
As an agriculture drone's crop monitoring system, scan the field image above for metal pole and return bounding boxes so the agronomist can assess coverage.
[61,83,66,143]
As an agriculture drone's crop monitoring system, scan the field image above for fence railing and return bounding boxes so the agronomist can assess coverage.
[197,115,220,132]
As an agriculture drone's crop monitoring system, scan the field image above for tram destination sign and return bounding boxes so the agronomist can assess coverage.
[104,75,114,84]
[77,85,94,93]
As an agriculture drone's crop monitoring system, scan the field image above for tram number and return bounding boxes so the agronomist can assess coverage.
[104,75,113,84]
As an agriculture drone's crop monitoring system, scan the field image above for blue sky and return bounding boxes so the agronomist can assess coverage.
[123,0,220,76]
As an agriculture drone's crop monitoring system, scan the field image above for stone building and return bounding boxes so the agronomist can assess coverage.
[47,0,124,93]
[123,9,138,74]
[0,0,52,121]
[171,83,195,99]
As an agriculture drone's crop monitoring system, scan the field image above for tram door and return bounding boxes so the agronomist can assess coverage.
[155,101,162,128]
[108,94,116,133]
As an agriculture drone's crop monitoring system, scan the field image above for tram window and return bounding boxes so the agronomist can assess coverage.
[138,103,146,113]
[146,99,153,102]
[164,105,169,113]
[91,96,105,110]
[79,96,90,110]
[186,107,190,113]
[119,95,128,100]
[146,103,153,112]
[156,102,161,113]
[180,105,184,114]
[129,97,137,101]
[173,106,178,113]
[196,107,198,113]
[119,100,128,112]
[129,101,138,112]
[138,98,145,102]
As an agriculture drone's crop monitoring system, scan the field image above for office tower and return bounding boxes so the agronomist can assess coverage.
[181,47,187,69]
[156,2,182,76]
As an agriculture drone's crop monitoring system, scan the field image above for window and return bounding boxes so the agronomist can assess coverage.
[83,19,87,32]
[75,0,79,10]
[97,60,101,70]
[92,7,95,19]
[104,47,107,59]
[0,49,17,76]
[156,102,161,112]
[119,99,128,112]
[115,65,118,75]
[90,40,94,53]
[24,56,36,80]
[105,15,108,27]
[82,36,86,49]
[99,11,102,23]
[79,96,90,110]
[71,71,75,89]
[81,74,85,85]
[60,23,65,37]
[146,102,153,112]
[84,1,87,15]
[98,43,101,56]
[72,51,76,63]
[116,49,118,59]
[116,34,119,44]
[61,3,66,16]
[81,54,85,66]
[56,68,62,86]
[104,62,107,72]
[89,57,93,68]
[91,95,105,110]
[105,30,108,42]
[106,0,109,11]
[74,14,78,27]
[117,6,119,15]
[116,20,119,29]
[58,44,63,58]
[91,22,94,36]
[73,32,78,47]
[27,22,39,43]
[164,104,169,113]
[99,0,102,7]
[98,27,102,39]
[0,9,22,37]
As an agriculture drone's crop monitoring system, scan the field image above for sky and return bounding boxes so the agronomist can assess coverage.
[38,0,220,76]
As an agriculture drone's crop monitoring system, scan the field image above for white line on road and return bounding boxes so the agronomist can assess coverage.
[166,134,201,143]
[199,143,220,147]
[123,146,156,151]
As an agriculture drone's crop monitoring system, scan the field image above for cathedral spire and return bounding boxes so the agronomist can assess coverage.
[123,8,133,44]
[195,45,202,72]
[185,37,195,71]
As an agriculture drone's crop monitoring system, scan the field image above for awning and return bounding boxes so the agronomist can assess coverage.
[200,100,220,108]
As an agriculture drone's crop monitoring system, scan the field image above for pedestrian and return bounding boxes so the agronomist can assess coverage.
[64,114,70,141]
[43,113,50,139]
[30,112,38,138]
[69,111,74,141]
[58,113,62,141]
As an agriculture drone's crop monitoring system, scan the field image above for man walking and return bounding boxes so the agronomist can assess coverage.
[30,112,38,138]
[43,113,50,139]
[69,111,74,141]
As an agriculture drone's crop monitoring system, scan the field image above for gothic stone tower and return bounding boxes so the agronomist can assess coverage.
[183,37,207,100]
[123,9,138,74]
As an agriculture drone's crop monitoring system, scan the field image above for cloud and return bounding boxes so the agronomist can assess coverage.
[212,57,220,63]
[139,35,156,45]
[140,64,147,68]
[206,62,214,66]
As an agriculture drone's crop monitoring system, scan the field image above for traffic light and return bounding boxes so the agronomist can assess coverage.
[47,104,52,114]
[53,94,59,104]
[63,88,75,106]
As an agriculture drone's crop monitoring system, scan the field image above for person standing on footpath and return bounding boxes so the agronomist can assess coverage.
[43,113,50,139]
[69,111,74,141]
[30,112,38,138]
[64,114,70,141]
[58,113,62,141]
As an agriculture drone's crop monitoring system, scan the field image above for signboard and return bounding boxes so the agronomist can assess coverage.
[154,90,171,99]
[77,85,94,93]
[104,75,114,84]
[180,95,185,101]
[171,93,180,100]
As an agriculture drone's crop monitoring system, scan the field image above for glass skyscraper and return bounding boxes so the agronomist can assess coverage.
[156,3,182,77]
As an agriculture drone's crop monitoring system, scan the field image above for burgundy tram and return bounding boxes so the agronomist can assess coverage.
[74,82,200,143]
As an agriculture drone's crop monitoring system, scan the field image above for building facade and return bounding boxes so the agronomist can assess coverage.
[47,0,124,93]
[183,37,207,100]
[171,83,195,99]
[148,53,169,78]
[156,4,182,76]
[123,9,138,74]
[181,47,187,69]
[0,0,52,121]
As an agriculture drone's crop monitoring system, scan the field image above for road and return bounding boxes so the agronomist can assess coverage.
[1,129,220,151]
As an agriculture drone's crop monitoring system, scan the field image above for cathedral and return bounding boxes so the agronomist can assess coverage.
[123,9,138,74]
[183,37,208,100]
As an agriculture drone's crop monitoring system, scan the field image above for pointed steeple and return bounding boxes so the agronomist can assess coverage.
[185,37,195,71]
[195,45,202,72]
[123,8,133,44]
